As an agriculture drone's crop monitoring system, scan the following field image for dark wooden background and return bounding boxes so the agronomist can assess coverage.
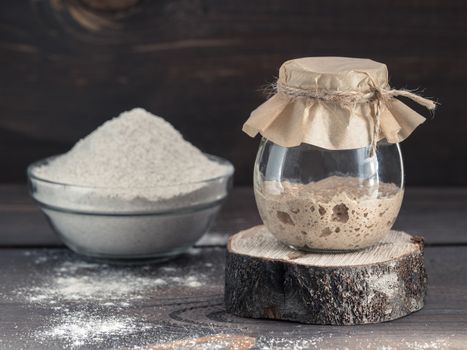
[1,0,466,186]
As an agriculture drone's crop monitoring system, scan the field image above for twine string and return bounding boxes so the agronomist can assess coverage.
[276,82,436,156]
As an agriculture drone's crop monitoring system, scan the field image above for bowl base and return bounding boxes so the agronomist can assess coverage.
[63,240,192,265]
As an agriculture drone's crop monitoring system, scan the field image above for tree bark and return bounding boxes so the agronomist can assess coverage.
[225,225,427,325]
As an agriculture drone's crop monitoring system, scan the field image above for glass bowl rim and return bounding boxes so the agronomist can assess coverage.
[27,153,234,190]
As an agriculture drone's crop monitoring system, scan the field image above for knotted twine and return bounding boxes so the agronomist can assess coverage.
[275,81,437,156]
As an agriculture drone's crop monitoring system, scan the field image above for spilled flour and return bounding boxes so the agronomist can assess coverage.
[39,312,149,348]
[17,259,206,304]
[256,336,324,349]
[11,251,213,348]
[21,264,200,306]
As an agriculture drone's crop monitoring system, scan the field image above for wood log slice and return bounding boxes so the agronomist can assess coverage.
[225,225,427,325]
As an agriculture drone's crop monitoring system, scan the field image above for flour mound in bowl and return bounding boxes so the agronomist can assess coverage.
[32,108,232,209]
[35,108,228,188]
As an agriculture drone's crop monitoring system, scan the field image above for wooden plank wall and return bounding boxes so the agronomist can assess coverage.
[0,0,466,185]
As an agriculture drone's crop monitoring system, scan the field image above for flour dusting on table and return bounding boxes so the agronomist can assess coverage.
[9,251,215,348]
[40,312,152,348]
[16,257,205,304]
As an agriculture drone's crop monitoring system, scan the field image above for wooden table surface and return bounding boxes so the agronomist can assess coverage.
[0,185,466,349]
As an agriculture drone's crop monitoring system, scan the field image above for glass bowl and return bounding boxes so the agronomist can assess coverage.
[27,155,234,261]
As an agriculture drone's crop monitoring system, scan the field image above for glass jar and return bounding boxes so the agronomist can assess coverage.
[254,138,404,252]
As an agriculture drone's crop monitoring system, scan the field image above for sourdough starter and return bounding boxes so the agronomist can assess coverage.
[255,176,404,251]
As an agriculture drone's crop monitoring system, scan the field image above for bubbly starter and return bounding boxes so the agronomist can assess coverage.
[255,176,404,251]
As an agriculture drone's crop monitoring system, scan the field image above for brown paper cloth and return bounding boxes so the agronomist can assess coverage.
[242,57,436,152]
